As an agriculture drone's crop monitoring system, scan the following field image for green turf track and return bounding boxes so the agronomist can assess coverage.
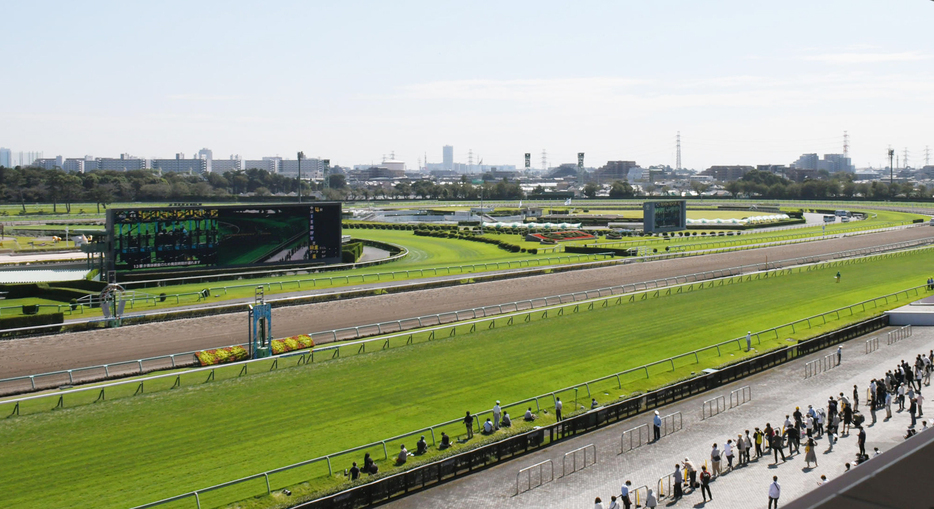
[1,249,932,509]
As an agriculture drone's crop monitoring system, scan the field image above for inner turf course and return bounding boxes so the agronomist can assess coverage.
[1,249,932,509]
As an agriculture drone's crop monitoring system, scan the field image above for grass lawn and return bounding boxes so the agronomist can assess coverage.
[0,249,931,509]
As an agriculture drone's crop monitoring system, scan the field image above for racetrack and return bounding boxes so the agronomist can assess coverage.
[1,225,932,379]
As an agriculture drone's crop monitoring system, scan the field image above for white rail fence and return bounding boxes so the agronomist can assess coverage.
[561,444,597,477]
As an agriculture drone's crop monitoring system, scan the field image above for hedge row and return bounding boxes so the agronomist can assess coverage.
[342,241,364,263]
[413,229,532,254]
[0,312,64,331]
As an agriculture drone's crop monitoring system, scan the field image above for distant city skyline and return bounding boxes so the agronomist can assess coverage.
[1,1,932,170]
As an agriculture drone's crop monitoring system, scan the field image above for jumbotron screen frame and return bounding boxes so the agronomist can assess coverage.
[106,203,342,274]
[643,200,686,233]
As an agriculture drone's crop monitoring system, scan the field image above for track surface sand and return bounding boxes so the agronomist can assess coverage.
[2,227,932,378]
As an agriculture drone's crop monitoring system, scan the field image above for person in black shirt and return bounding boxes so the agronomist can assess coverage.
[350,462,360,480]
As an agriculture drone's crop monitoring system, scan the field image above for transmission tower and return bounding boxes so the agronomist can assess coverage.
[925,145,931,167]
[843,131,849,159]
[676,132,681,170]
[903,148,909,169]
[467,149,473,173]
[541,149,547,171]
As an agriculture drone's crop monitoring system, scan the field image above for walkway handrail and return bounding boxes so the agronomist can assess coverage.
[561,443,596,477]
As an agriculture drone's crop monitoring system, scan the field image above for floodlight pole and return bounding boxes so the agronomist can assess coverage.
[888,148,895,186]
[297,151,304,203]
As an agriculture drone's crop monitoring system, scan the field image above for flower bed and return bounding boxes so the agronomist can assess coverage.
[271,334,315,355]
[195,346,249,366]
[526,230,596,243]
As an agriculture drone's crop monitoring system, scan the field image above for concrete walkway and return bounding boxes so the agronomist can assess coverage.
[385,326,934,509]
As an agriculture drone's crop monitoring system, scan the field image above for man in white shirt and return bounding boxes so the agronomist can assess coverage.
[556,397,563,421]
[619,480,632,509]
[917,391,925,417]
[483,418,494,434]
[768,476,781,509]
[493,401,502,430]
[885,392,893,419]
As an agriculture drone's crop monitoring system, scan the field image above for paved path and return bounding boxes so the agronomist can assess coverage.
[385,326,934,509]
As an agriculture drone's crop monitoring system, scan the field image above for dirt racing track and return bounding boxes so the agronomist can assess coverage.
[1,226,933,379]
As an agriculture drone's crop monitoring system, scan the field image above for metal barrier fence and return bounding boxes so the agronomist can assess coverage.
[561,443,596,477]
[887,324,912,345]
[661,411,683,437]
[631,485,650,508]
[729,386,752,409]
[866,336,880,354]
[516,459,554,495]
[275,316,889,509]
[620,424,649,454]
[701,395,726,420]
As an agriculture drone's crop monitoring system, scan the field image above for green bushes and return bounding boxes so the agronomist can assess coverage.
[0,312,64,331]
[341,241,365,263]
[0,282,101,303]
[414,228,526,254]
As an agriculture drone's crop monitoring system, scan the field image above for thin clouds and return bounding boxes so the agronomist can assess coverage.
[803,51,929,64]
[166,93,244,101]
[400,77,648,102]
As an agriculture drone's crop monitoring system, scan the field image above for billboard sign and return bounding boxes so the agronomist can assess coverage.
[643,200,686,233]
[107,203,342,273]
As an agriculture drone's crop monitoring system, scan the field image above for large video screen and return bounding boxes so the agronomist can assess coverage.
[107,203,342,273]
[643,200,686,233]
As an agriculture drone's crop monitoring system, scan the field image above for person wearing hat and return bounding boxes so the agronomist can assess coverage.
[493,400,502,430]
[653,410,662,441]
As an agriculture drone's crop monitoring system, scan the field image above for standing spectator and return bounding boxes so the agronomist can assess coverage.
[917,390,924,417]
[768,476,781,509]
[464,411,474,439]
[645,489,657,508]
[673,464,684,500]
[869,394,878,425]
[857,426,867,457]
[699,465,713,502]
[746,331,752,352]
[595,497,604,509]
[764,423,774,453]
[349,461,360,481]
[744,431,753,464]
[853,385,860,412]
[683,458,697,490]
[771,432,786,463]
[826,420,835,452]
[898,384,907,411]
[608,495,620,509]
[842,401,853,435]
[724,439,735,471]
[556,397,563,421]
[805,437,818,468]
[836,271,841,283]
[754,427,764,458]
[653,410,662,441]
[710,443,722,477]
[493,401,502,430]
[916,368,924,392]
[837,345,843,366]
[909,397,918,428]
[816,409,825,437]
[885,391,893,420]
[620,480,632,509]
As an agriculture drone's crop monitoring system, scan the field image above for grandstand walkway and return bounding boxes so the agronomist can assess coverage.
[384,326,934,509]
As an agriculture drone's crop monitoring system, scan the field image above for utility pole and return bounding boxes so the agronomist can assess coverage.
[297,151,304,203]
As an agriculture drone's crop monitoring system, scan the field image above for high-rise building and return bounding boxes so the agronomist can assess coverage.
[151,154,207,174]
[97,154,148,171]
[211,156,241,173]
[280,158,324,179]
[442,145,453,171]
[197,148,213,173]
[0,148,11,167]
[244,157,280,173]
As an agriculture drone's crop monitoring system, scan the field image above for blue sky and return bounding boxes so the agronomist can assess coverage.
[1,0,932,170]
